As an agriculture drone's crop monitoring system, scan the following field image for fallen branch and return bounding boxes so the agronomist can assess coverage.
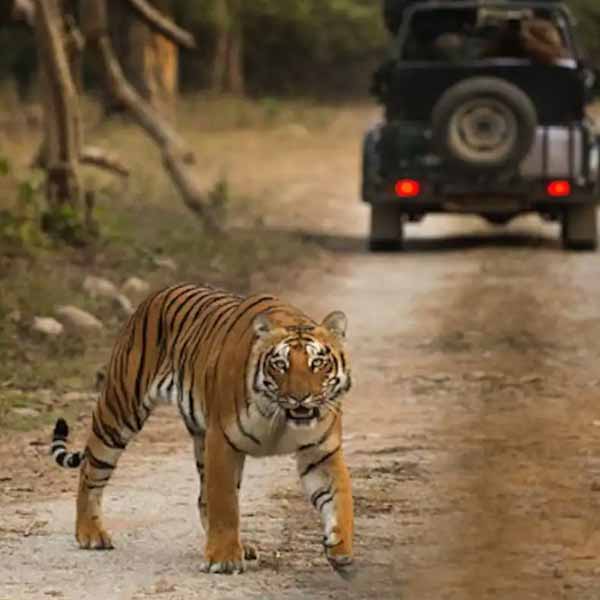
[81,146,129,177]
[124,0,196,49]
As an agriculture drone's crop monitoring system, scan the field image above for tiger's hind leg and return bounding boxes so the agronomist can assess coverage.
[192,434,257,568]
[76,390,151,550]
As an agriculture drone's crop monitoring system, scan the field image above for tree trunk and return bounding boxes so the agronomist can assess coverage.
[34,0,82,212]
[211,0,228,93]
[227,13,244,95]
[110,0,178,120]
[211,0,244,95]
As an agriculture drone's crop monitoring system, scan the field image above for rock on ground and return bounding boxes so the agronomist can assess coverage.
[32,317,64,336]
[122,277,151,298]
[55,305,104,332]
[83,276,119,300]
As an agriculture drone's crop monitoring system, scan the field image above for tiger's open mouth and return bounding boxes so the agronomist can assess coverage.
[286,407,319,425]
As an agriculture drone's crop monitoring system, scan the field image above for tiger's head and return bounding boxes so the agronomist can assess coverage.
[250,311,351,428]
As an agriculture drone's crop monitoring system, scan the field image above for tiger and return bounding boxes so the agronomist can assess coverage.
[51,283,354,577]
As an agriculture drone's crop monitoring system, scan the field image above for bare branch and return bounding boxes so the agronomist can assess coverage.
[81,146,130,177]
[96,35,191,158]
[123,0,196,49]
[87,14,221,231]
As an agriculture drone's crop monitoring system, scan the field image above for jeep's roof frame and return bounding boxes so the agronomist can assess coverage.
[396,1,579,62]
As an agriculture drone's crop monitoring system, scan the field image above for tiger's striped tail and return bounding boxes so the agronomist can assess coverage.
[51,418,83,469]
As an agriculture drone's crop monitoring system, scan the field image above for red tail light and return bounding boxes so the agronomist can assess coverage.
[395,179,421,198]
[547,180,571,197]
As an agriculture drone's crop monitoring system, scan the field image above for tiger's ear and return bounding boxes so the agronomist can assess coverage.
[253,313,275,338]
[321,311,347,339]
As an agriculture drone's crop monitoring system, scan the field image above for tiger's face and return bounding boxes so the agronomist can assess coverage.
[251,312,351,428]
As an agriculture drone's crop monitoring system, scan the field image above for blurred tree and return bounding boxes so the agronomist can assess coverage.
[211,0,244,94]
[570,0,600,63]
[109,0,179,119]
[22,0,221,241]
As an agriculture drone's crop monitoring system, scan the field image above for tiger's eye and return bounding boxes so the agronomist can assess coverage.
[271,359,287,371]
[311,358,326,369]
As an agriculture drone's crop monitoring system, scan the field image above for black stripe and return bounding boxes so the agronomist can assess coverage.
[133,306,151,403]
[187,370,201,431]
[156,371,172,392]
[212,297,275,446]
[301,445,341,478]
[92,414,117,449]
[318,495,335,512]
[55,450,82,468]
[178,300,238,378]
[54,450,67,466]
[176,295,235,365]
[86,474,111,484]
[103,421,126,449]
[154,285,191,346]
[221,426,243,454]
[162,285,199,317]
[85,483,108,490]
[93,415,126,450]
[195,301,239,350]
[220,296,275,346]
[106,386,137,434]
[169,290,210,347]
[67,454,82,468]
[85,447,115,470]
[172,290,218,331]
[234,407,261,446]
[311,485,332,508]
[170,292,223,358]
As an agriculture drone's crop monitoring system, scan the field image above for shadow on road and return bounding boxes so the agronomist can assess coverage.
[288,230,562,254]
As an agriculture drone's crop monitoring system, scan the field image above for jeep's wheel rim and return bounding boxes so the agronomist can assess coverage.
[448,98,518,164]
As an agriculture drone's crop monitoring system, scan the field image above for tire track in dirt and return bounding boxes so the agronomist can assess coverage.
[403,246,600,600]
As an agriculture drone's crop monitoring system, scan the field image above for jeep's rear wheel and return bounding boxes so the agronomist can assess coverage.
[369,204,404,251]
[561,205,598,251]
[432,77,537,175]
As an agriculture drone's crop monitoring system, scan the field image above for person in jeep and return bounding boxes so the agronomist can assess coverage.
[364,1,599,251]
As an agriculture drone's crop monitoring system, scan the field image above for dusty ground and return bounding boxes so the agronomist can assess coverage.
[3,107,600,599]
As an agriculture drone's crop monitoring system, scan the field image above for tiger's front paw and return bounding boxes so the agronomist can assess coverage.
[202,542,245,575]
[76,520,113,550]
[323,531,355,580]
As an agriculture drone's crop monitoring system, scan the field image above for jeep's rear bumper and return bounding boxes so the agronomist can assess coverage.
[364,179,599,213]
[361,120,600,213]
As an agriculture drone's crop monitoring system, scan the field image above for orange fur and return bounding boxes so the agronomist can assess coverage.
[52,284,354,575]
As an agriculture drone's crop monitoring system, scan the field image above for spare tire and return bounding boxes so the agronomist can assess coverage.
[431,77,537,175]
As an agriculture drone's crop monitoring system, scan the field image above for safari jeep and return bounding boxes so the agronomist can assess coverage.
[362,0,600,250]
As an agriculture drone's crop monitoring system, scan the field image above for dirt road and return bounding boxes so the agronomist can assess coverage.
[3,111,600,599]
